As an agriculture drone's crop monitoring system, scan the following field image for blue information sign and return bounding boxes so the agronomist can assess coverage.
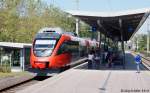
[92,26,97,32]
[128,26,133,32]
[135,54,141,64]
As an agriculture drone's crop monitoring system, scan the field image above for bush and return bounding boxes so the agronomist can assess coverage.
[0,60,11,73]
[0,65,11,73]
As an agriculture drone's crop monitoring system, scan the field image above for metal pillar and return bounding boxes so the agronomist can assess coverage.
[119,18,125,69]
[20,49,25,71]
[99,31,102,52]
[107,37,109,49]
[99,32,102,64]
[136,39,139,51]
[97,31,100,41]
[0,47,2,66]
[147,31,149,53]
[147,17,150,53]
[91,31,94,40]
[75,18,79,36]
[104,34,106,51]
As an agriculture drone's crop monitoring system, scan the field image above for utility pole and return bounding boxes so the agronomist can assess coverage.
[75,0,79,36]
[137,38,138,51]
[147,16,150,54]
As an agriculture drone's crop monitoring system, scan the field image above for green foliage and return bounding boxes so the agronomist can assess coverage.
[138,34,147,51]
[0,0,77,43]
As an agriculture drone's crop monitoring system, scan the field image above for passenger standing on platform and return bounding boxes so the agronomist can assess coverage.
[107,53,113,68]
[88,50,94,69]
[94,49,100,69]
[91,47,96,55]
[135,54,141,73]
[105,51,111,66]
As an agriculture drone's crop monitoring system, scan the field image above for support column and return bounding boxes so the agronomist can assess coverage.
[107,37,109,50]
[119,18,125,69]
[147,16,150,54]
[91,31,94,40]
[97,31,100,41]
[147,32,149,53]
[0,47,2,66]
[20,49,25,71]
[104,34,106,51]
[99,32,102,64]
[136,38,138,51]
[147,28,150,54]
[75,18,79,36]
[99,32,102,46]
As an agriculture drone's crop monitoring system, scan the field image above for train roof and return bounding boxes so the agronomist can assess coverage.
[38,27,65,34]
[38,27,77,36]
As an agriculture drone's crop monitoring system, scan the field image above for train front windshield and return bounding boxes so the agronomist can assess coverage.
[33,39,57,57]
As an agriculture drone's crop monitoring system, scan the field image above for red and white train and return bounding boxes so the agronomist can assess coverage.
[30,27,99,69]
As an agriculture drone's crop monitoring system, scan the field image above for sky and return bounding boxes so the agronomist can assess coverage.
[44,0,150,34]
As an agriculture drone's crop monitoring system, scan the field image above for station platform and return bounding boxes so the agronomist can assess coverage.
[17,52,150,93]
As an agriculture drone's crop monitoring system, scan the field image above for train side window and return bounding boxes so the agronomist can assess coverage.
[67,41,79,55]
[57,42,69,55]
[57,41,79,55]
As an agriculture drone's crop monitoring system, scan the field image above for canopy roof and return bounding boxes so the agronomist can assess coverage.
[0,42,31,48]
[68,8,150,41]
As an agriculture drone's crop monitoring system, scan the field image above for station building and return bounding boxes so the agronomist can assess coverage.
[0,42,31,72]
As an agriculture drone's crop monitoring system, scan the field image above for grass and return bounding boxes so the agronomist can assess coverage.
[0,71,30,78]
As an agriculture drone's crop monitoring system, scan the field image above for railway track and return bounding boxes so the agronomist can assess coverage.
[140,55,150,70]
[0,58,87,93]
[0,76,50,93]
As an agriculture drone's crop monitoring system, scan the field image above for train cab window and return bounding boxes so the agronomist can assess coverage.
[33,39,57,57]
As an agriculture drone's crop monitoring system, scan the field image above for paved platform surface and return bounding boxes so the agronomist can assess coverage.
[17,52,150,93]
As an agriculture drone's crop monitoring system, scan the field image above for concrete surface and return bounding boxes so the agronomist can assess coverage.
[17,52,150,93]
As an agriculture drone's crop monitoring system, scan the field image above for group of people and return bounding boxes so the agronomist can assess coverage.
[87,48,100,69]
[87,48,118,69]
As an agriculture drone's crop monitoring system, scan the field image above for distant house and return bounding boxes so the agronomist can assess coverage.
[0,42,32,72]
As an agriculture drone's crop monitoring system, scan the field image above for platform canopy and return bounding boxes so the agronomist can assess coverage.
[67,8,150,41]
[0,42,31,48]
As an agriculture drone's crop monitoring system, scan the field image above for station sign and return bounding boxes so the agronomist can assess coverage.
[91,26,97,32]
[128,26,133,32]
[135,54,141,64]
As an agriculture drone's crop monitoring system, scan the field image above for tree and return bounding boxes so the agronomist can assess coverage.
[0,0,77,43]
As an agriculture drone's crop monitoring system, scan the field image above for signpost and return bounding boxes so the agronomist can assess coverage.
[128,26,133,32]
[91,26,97,40]
[135,54,141,73]
[92,26,97,32]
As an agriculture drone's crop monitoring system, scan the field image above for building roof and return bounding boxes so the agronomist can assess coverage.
[67,8,150,41]
[0,42,32,48]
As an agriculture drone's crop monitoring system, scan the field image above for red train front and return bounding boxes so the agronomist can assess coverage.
[30,28,80,69]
